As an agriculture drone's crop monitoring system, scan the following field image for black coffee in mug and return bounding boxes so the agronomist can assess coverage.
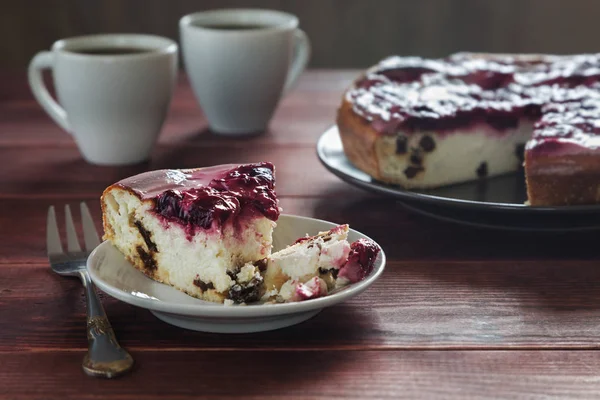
[196,23,271,30]
[72,47,153,55]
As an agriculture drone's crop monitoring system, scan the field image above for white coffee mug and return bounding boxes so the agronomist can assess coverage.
[179,9,311,135]
[28,34,178,165]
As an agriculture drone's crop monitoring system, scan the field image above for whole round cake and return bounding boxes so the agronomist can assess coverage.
[337,52,600,206]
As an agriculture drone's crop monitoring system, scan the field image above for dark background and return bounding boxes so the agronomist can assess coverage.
[3,0,600,70]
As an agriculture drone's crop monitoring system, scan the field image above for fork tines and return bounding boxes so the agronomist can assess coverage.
[46,202,101,259]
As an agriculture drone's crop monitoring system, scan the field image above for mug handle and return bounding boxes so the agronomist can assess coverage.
[28,51,71,132]
[283,29,311,94]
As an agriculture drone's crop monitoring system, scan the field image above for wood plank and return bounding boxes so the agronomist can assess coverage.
[4,259,600,350]
[0,145,356,196]
[2,197,599,264]
[0,71,356,145]
[8,50,600,398]
[2,350,600,399]
[0,145,366,198]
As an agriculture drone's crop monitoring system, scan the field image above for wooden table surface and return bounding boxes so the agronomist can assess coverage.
[2,70,600,399]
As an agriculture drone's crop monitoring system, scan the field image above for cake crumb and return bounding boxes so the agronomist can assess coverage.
[237,263,259,283]
[224,299,234,306]
[260,288,279,302]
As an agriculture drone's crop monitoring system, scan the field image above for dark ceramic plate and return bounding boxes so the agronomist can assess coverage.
[397,200,600,232]
[317,126,600,230]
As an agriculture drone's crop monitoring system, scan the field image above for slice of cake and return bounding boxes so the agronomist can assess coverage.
[101,162,280,303]
[101,162,381,305]
[525,91,600,205]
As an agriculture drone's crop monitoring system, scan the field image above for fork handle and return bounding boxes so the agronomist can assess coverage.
[79,270,134,378]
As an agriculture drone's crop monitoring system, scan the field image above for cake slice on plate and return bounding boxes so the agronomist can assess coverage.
[101,162,280,303]
[101,162,381,305]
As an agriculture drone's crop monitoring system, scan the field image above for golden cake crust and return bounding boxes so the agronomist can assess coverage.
[525,153,600,206]
[336,95,385,182]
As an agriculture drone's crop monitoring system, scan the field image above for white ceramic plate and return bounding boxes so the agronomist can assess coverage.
[87,214,386,333]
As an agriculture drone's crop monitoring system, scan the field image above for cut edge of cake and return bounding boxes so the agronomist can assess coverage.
[337,97,531,189]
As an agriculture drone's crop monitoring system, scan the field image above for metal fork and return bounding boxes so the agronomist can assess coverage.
[47,202,134,378]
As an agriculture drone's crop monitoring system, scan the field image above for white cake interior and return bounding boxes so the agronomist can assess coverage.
[262,225,351,302]
[375,121,533,188]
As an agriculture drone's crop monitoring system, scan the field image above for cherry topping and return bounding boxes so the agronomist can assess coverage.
[338,239,380,283]
[348,53,600,150]
[153,162,279,231]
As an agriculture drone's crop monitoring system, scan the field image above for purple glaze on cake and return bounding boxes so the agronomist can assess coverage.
[116,162,279,231]
[295,277,327,301]
[527,94,600,156]
[117,164,236,199]
[347,53,600,151]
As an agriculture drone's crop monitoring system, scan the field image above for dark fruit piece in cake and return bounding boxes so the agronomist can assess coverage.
[338,238,380,284]
[193,279,215,292]
[419,135,436,152]
[410,152,423,165]
[396,136,408,154]
[476,162,488,178]
[228,275,265,304]
[404,166,424,179]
